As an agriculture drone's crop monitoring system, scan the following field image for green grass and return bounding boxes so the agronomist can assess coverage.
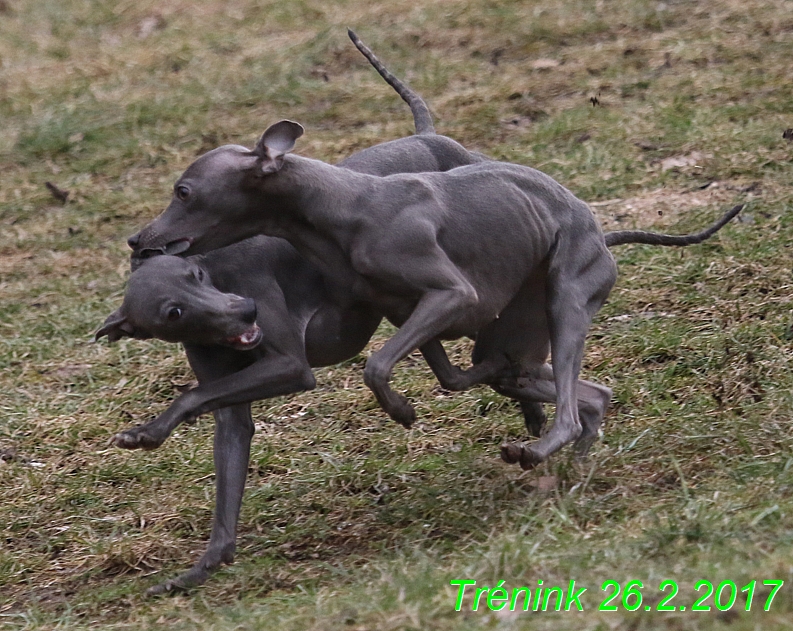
[2,0,793,628]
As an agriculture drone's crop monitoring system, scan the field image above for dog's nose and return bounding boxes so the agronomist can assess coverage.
[241,298,257,324]
[127,233,141,249]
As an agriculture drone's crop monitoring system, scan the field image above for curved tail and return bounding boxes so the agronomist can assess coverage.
[347,29,436,135]
[604,204,743,247]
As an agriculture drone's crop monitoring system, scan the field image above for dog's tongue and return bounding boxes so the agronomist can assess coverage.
[163,239,192,255]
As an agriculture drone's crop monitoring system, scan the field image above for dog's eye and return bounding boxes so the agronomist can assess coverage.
[175,185,190,201]
[196,269,204,282]
[167,307,182,321]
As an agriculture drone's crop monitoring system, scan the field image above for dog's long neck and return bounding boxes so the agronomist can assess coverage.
[259,155,376,303]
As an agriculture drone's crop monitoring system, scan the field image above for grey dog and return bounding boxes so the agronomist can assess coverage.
[98,241,377,594]
[126,114,742,475]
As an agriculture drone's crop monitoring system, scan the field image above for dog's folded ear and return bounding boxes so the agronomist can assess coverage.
[95,308,137,343]
[254,120,304,174]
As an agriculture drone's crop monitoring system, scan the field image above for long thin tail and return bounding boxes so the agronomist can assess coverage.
[603,204,743,247]
[347,29,436,135]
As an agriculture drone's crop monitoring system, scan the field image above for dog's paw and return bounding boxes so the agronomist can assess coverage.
[500,442,523,464]
[387,397,416,429]
[145,574,199,597]
[500,441,542,470]
[437,367,472,392]
[145,579,182,597]
[145,559,217,597]
[111,426,166,451]
[518,445,543,470]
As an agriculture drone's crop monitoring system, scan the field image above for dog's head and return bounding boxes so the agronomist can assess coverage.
[96,256,261,351]
[127,120,304,264]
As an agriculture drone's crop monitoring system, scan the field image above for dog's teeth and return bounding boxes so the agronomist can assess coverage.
[231,324,260,347]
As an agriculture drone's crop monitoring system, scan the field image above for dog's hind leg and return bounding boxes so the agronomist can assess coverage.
[146,403,254,596]
[495,366,611,467]
[514,237,617,468]
[518,400,548,438]
[420,339,509,391]
[421,339,549,437]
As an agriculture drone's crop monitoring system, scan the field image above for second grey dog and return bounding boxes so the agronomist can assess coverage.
[98,240,377,593]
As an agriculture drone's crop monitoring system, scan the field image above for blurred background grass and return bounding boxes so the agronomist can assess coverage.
[1,0,792,629]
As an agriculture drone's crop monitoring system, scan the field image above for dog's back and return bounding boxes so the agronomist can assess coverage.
[338,134,487,175]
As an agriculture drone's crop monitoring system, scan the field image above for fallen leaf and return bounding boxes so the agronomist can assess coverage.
[660,151,705,172]
[531,475,558,493]
[531,58,560,70]
[53,363,92,378]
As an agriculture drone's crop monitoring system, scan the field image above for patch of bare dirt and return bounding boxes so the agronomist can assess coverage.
[591,180,761,231]
[0,250,35,274]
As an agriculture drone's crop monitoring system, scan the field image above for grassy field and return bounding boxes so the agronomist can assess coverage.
[1,0,793,628]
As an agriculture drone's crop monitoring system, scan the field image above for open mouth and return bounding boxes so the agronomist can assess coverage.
[164,239,193,255]
[136,239,193,260]
[225,323,262,350]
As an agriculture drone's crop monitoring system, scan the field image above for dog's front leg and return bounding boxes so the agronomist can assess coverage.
[110,394,199,450]
[146,403,254,596]
[364,284,478,427]
[112,354,315,450]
